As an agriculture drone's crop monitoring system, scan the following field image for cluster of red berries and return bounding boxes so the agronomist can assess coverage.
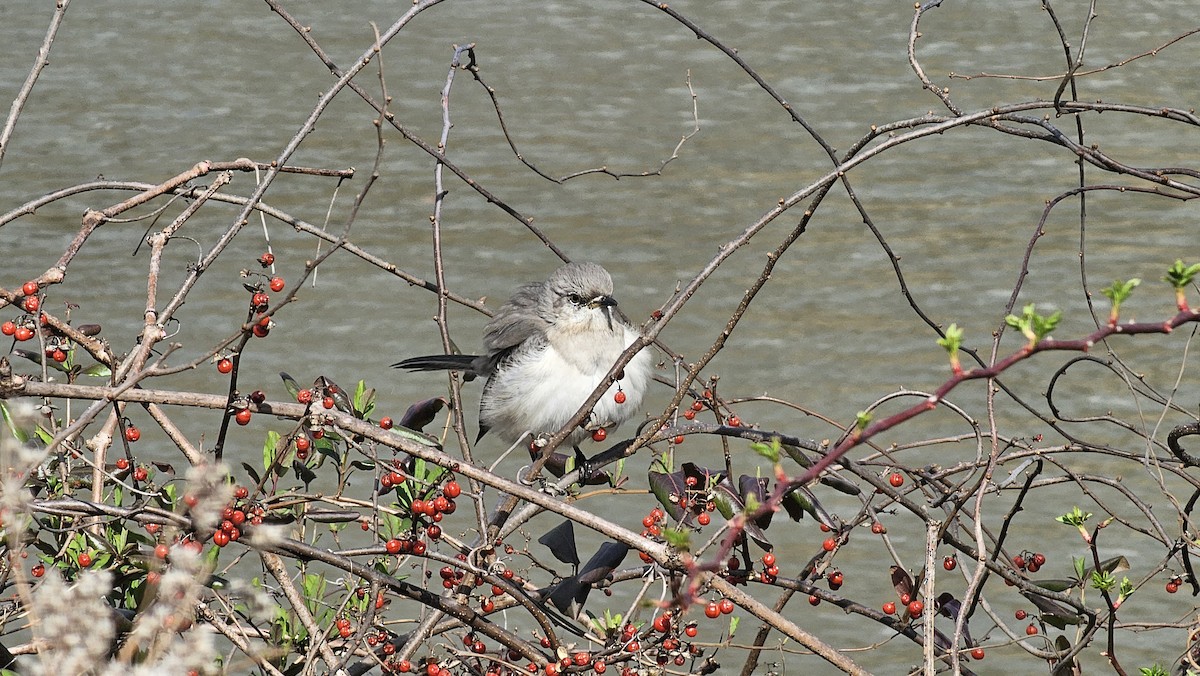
[1012,550,1047,573]
[211,485,261,547]
[381,659,448,675]
[678,388,742,428]
[114,455,149,482]
[757,551,781,583]
[638,507,667,561]
[1166,575,1184,593]
[2,281,79,361]
[244,252,284,337]
[703,597,735,618]
[379,460,407,490]
[881,591,925,618]
[333,616,356,639]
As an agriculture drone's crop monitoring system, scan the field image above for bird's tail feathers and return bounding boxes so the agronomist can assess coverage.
[392,354,479,373]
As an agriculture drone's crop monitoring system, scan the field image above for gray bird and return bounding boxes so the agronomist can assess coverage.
[393,262,651,447]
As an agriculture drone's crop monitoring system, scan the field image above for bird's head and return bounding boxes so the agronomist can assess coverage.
[545,262,620,331]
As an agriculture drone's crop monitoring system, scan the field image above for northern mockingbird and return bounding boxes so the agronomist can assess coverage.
[393,262,651,448]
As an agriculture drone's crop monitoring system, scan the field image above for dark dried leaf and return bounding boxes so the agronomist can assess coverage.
[538,520,580,567]
[279,372,302,399]
[1020,590,1082,628]
[935,592,974,646]
[891,565,915,600]
[648,470,687,521]
[399,397,447,432]
[577,542,629,586]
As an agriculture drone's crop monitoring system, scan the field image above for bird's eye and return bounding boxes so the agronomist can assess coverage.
[566,293,585,305]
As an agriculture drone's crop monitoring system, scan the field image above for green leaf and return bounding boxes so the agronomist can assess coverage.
[854,411,871,431]
[263,430,282,472]
[1090,569,1116,592]
[1056,506,1092,528]
[1101,278,1141,303]
[750,438,781,463]
[662,527,691,550]
[81,363,112,378]
[0,402,30,444]
[728,616,740,637]
[1164,260,1200,289]
[936,323,963,353]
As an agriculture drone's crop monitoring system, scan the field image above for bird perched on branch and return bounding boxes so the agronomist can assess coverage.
[393,262,651,448]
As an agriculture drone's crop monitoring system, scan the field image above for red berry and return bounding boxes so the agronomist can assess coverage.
[1026,623,1038,636]
[269,277,285,292]
[259,252,275,266]
[124,426,141,442]
[1166,581,1180,593]
[22,281,39,296]
[0,321,15,336]
[828,570,844,587]
[970,647,985,660]
[1013,555,1026,570]
[380,416,393,430]
[762,552,776,567]
[322,396,335,410]
[31,563,45,577]
[943,556,957,571]
[216,358,233,374]
[613,390,626,404]
[704,602,720,619]
[906,600,924,616]
[251,292,270,310]
[234,485,249,499]
[115,457,129,470]
[297,388,312,404]
[235,408,252,425]
[77,552,92,567]
[1015,609,1027,620]
[673,435,685,445]
[684,624,698,638]
[154,543,170,559]
[821,537,837,552]
[21,296,39,313]
[14,326,33,341]
[51,348,66,362]
[592,660,607,674]
[443,481,461,499]
[871,522,886,534]
[1032,552,1046,567]
[294,436,311,451]
[888,472,904,487]
[133,466,148,482]
[882,601,896,615]
[727,415,741,427]
[718,598,734,614]
[696,512,711,526]
[591,428,607,442]
[808,594,820,606]
[427,524,442,540]
[683,409,696,420]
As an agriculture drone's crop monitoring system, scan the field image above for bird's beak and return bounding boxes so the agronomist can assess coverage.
[588,295,618,309]
[589,295,617,330]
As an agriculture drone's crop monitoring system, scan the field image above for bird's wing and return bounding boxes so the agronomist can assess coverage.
[482,280,551,356]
